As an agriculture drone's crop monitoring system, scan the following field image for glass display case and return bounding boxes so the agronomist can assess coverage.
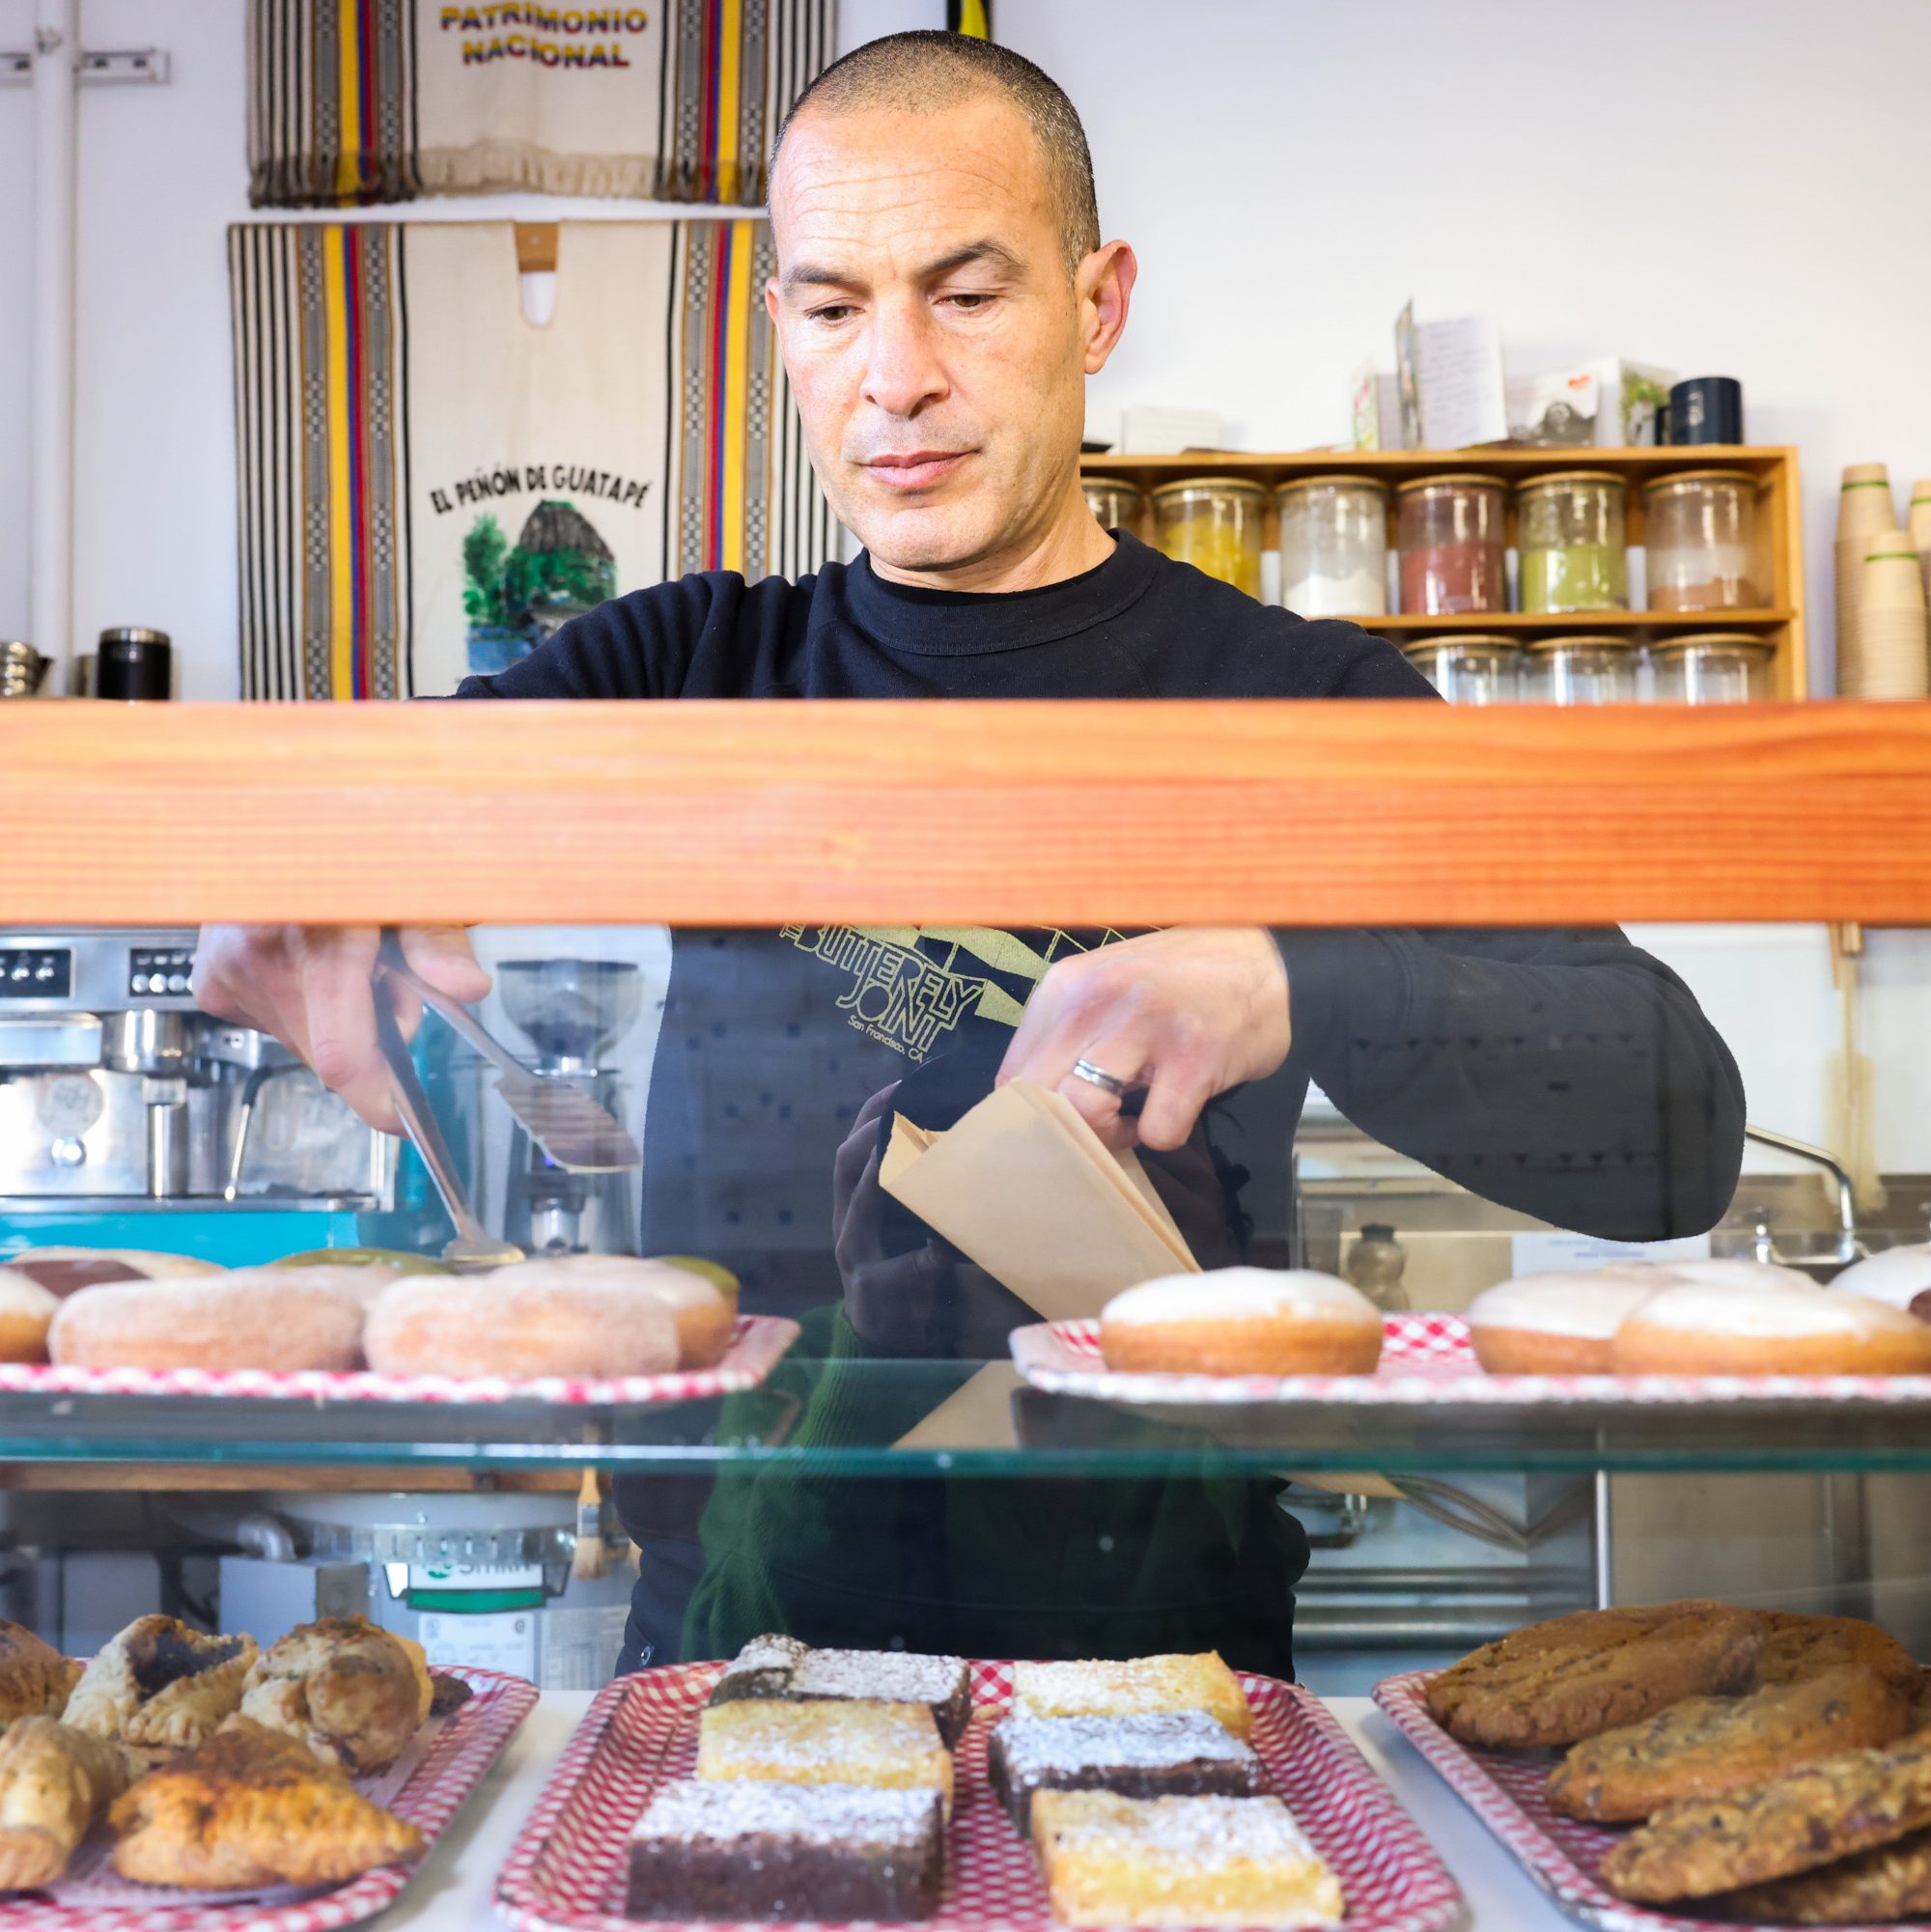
[3,698,1930,1927]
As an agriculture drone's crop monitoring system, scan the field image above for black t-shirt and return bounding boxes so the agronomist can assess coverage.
[457,534,1747,1670]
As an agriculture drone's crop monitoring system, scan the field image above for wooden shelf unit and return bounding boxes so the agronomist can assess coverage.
[1079,446,1808,699]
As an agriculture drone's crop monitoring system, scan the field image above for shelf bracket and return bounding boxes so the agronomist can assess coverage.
[0,46,171,85]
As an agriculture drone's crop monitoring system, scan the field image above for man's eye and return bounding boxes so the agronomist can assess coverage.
[943,293,993,312]
[807,304,855,324]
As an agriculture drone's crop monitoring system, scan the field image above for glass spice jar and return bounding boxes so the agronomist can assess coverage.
[1643,470,1762,610]
[1522,634,1638,705]
[1394,475,1507,615]
[1276,476,1389,616]
[1082,476,1145,535]
[1150,478,1267,597]
[1400,635,1522,705]
[1651,632,1776,703]
[1517,471,1630,613]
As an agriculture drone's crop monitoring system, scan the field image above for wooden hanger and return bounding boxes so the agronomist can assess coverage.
[515,222,560,273]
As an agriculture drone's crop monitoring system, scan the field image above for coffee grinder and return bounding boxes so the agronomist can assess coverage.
[495,959,643,1254]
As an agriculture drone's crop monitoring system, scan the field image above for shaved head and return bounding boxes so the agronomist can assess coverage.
[771,30,1101,273]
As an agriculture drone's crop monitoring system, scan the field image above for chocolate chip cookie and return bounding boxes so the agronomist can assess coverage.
[1717,1824,1931,1923]
[1548,1664,1911,1823]
[1601,1734,1931,1903]
[1755,1611,1921,1693]
[1425,1600,1763,1750]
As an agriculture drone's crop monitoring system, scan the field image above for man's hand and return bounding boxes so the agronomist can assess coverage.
[996,927,1291,1152]
[191,925,492,1135]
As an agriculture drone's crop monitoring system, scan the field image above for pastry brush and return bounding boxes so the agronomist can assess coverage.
[378,933,641,1174]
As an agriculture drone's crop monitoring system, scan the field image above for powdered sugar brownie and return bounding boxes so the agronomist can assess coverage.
[989,1712,1262,1828]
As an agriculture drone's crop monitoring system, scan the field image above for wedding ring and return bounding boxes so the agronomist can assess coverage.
[1070,1057,1134,1100]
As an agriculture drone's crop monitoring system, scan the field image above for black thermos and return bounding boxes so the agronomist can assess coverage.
[1665,377,1745,447]
[95,628,173,700]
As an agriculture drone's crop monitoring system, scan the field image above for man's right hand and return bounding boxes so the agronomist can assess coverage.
[191,925,492,1135]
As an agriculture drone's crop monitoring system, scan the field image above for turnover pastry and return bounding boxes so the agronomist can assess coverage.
[0,1619,80,1723]
[1425,1599,1762,1749]
[239,1617,433,1772]
[64,1615,257,1750]
[1548,1663,1912,1823]
[109,1716,424,1889]
[0,1717,132,1890]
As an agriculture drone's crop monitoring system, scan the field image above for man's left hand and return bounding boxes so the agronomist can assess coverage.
[996,927,1292,1151]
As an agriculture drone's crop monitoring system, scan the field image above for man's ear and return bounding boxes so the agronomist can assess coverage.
[765,277,781,326]
[1077,241,1137,377]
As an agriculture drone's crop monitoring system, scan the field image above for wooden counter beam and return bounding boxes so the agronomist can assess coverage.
[4,700,1930,927]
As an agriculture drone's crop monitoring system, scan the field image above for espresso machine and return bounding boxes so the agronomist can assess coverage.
[0,930,391,1243]
[494,957,643,1254]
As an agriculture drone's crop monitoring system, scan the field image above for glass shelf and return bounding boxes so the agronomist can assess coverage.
[13,1358,1931,1475]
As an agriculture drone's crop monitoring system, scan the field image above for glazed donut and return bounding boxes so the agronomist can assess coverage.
[1661,1256,1821,1292]
[1611,1280,1931,1377]
[0,1272,59,1363]
[485,1254,737,1368]
[1099,1268,1384,1377]
[363,1269,680,1380]
[49,1268,366,1374]
[1829,1245,1931,1313]
[1466,1270,1669,1375]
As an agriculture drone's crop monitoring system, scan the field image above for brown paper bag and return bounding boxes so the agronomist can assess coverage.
[879,1078,1198,1322]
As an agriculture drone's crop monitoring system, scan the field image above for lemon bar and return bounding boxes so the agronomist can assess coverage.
[696,1699,954,1815]
[1011,1653,1252,1740]
[1031,1790,1343,1927]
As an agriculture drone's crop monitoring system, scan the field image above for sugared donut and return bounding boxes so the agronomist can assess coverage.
[485,1254,737,1368]
[49,1268,366,1374]
[1099,1268,1384,1377]
[363,1269,680,1380]
[1663,1256,1820,1292]
[1829,1245,1931,1313]
[0,1272,59,1362]
[1466,1270,1670,1375]
[1611,1280,1931,1377]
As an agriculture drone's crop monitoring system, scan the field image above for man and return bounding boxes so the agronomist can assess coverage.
[197,32,1746,1676]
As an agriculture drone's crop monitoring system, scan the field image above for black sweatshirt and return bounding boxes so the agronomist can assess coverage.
[458,531,1747,1670]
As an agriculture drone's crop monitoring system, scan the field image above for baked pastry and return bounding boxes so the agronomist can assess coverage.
[108,1716,424,1889]
[270,1246,449,1275]
[1013,1654,1252,1741]
[1424,1599,1762,1750]
[1601,1733,1931,1902]
[1830,1243,1931,1311]
[485,1254,736,1368]
[695,1700,953,1815]
[0,1274,58,1362]
[1548,1663,1912,1822]
[364,1270,679,1379]
[627,1778,944,1921]
[3,1247,223,1293]
[0,1619,81,1723]
[1100,1269,1382,1378]
[1030,1791,1343,1927]
[1611,1279,1931,1376]
[708,1635,972,1746]
[1665,1256,1826,1291]
[64,1615,258,1750]
[49,1270,367,1374]
[1718,1823,1931,1923]
[239,1616,434,1772]
[1465,1270,1666,1374]
[989,1713,1263,1829]
[0,1717,131,1889]
[1755,1610,1922,1693]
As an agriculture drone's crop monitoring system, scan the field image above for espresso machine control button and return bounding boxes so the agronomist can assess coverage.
[49,1137,86,1168]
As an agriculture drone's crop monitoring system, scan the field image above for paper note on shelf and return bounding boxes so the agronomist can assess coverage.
[880,1078,1198,1322]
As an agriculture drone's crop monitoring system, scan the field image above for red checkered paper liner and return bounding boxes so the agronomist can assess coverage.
[1011,1315,1931,1409]
[1373,1668,1903,1932]
[0,1315,798,1406]
[496,1659,1461,1932]
[0,1665,535,1932]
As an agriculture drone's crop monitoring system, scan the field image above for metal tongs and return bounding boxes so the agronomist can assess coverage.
[370,932,641,1270]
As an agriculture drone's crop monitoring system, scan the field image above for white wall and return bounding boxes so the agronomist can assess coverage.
[2,0,1929,1172]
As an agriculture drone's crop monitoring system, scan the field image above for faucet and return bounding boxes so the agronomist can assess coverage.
[1743,1124,1860,1266]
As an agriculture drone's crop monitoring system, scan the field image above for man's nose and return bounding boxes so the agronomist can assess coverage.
[859,300,949,418]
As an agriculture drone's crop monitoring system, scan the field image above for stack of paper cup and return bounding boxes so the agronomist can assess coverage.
[1858,528,1930,700]
[1909,480,1931,599]
[1836,463,1900,695]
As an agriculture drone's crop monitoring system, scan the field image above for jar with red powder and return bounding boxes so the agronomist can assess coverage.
[1395,475,1508,614]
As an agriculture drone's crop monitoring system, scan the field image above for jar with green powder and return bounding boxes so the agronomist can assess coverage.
[1517,471,1630,613]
